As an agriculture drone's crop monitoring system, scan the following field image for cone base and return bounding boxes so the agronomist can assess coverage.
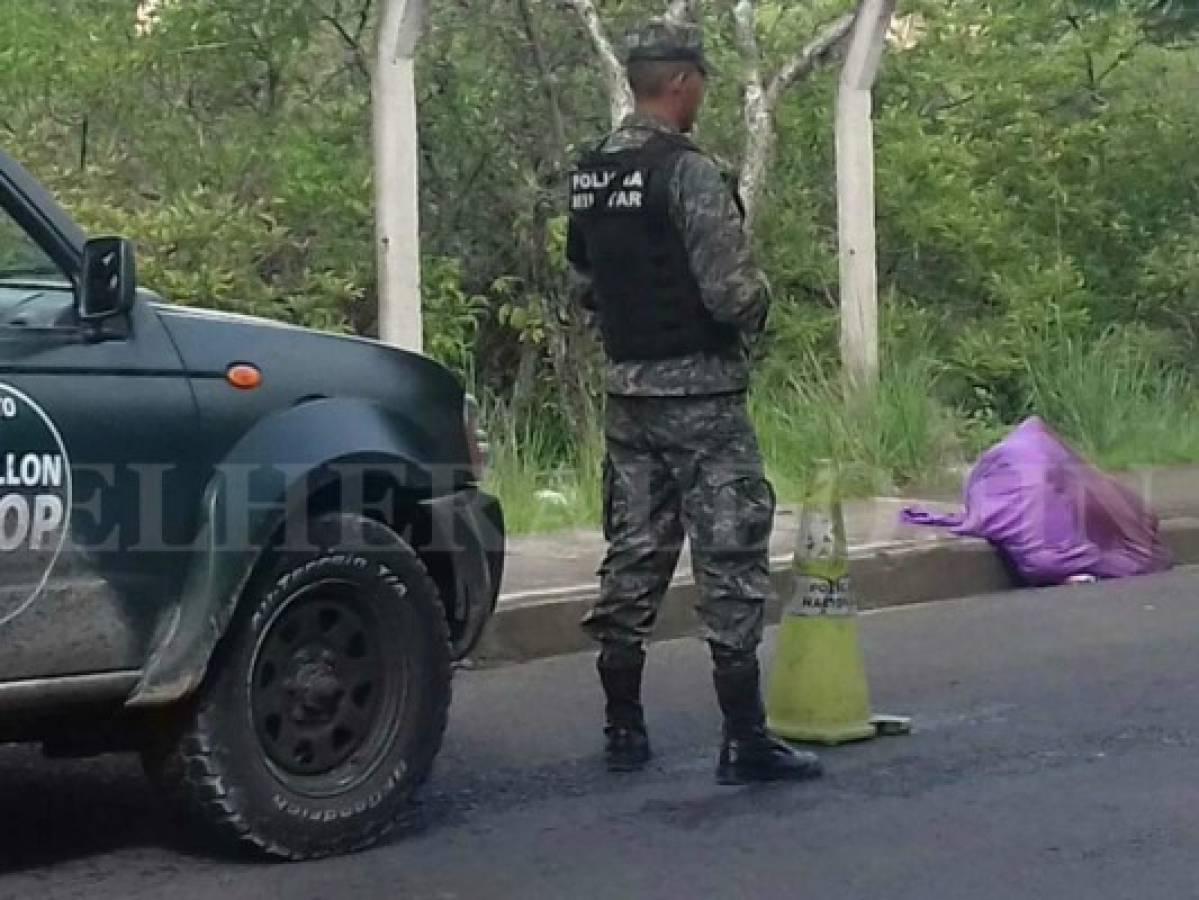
[767,717,878,746]
[765,616,874,746]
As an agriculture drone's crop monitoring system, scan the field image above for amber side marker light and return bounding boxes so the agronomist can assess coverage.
[226,363,263,390]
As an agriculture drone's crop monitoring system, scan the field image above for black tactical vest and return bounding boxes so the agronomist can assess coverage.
[569,132,739,363]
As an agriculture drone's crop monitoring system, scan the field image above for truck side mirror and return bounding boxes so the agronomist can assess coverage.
[79,237,136,322]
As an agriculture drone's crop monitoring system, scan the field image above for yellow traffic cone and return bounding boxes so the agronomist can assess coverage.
[766,462,910,745]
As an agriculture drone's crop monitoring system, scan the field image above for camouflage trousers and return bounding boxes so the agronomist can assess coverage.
[582,393,776,662]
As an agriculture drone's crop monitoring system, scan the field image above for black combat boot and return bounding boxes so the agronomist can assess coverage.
[598,647,651,772]
[712,658,823,786]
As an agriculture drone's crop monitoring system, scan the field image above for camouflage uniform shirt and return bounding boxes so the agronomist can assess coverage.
[568,113,769,397]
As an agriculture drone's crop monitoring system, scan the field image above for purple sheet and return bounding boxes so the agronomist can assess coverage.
[901,417,1173,586]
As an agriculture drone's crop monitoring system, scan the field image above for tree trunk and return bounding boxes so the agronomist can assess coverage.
[373,0,426,352]
[836,0,897,391]
[514,0,569,167]
[510,341,540,421]
[733,0,771,235]
[735,2,856,235]
[564,0,633,127]
[836,87,879,390]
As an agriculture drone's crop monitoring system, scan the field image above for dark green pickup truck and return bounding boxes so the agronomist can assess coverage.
[0,148,505,859]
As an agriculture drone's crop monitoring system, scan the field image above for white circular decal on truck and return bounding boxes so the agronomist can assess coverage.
[0,383,72,626]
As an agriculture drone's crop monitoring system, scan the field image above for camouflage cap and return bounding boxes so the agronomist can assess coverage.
[625,18,710,74]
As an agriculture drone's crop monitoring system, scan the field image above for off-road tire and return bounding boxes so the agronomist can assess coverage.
[143,513,452,860]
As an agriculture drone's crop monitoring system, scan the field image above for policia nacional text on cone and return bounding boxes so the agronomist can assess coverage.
[766,462,911,744]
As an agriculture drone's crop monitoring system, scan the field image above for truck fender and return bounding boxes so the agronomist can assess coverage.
[126,397,446,707]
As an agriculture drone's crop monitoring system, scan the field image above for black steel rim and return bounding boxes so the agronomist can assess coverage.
[250,577,405,797]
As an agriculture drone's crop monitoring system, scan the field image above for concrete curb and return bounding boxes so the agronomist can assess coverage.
[473,517,1199,666]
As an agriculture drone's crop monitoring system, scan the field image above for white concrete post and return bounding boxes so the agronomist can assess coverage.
[373,0,427,352]
[836,0,896,390]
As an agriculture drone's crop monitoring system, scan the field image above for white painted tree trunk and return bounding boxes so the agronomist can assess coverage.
[734,3,855,234]
[564,0,633,127]
[373,0,427,352]
[836,88,879,390]
[836,0,896,390]
[732,0,771,235]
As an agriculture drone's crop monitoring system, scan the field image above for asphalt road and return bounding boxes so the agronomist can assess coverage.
[3,570,1199,899]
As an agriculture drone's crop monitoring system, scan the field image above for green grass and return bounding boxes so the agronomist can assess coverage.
[753,349,961,503]
[1023,329,1199,469]
[482,395,604,535]
[485,336,1199,535]
[487,350,962,534]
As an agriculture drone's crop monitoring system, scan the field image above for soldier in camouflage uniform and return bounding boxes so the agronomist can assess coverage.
[566,18,822,785]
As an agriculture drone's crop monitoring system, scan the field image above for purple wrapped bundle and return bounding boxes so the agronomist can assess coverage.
[902,417,1173,586]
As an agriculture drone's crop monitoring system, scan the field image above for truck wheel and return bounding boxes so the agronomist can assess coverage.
[143,513,451,860]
